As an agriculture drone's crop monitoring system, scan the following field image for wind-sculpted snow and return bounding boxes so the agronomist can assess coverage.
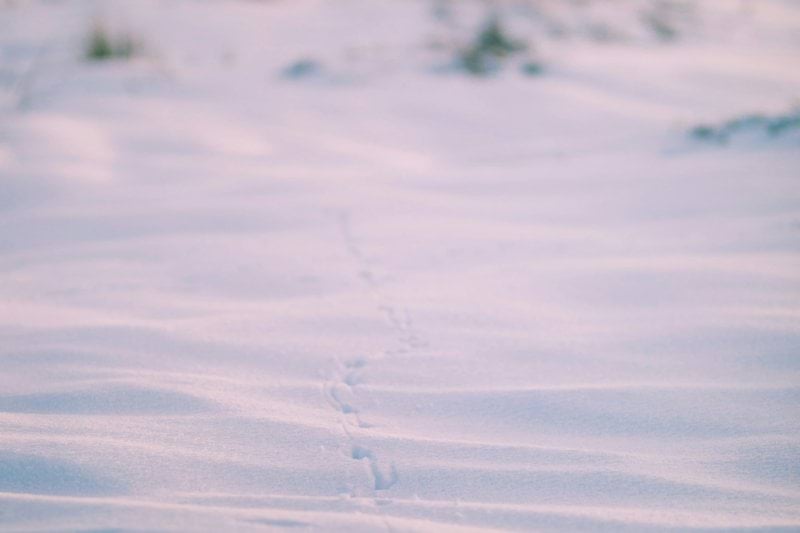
[0,385,213,415]
[1,0,799,531]
[0,453,124,496]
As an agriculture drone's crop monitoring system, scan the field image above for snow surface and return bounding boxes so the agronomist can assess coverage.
[1,0,800,531]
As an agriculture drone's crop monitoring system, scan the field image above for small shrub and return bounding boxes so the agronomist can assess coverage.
[460,47,492,76]
[473,17,525,57]
[87,27,113,60]
[642,11,677,41]
[520,61,544,77]
[282,59,322,79]
[458,16,526,76]
[766,114,800,137]
[85,24,137,61]
[690,109,800,144]
[641,1,693,42]
[689,125,717,141]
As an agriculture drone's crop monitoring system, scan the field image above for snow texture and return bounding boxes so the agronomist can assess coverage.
[1,0,799,531]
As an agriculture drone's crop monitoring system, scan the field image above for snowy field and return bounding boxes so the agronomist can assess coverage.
[1,0,800,531]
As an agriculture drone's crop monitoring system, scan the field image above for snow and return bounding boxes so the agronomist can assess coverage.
[1,0,799,530]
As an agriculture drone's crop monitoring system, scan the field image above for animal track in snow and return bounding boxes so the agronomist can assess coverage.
[351,445,398,491]
[320,211,430,500]
[322,370,367,428]
[337,212,428,353]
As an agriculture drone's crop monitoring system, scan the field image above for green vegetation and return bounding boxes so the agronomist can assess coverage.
[641,1,693,42]
[282,59,321,79]
[85,24,136,61]
[642,10,677,41]
[459,16,527,76]
[520,61,544,77]
[691,109,800,143]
